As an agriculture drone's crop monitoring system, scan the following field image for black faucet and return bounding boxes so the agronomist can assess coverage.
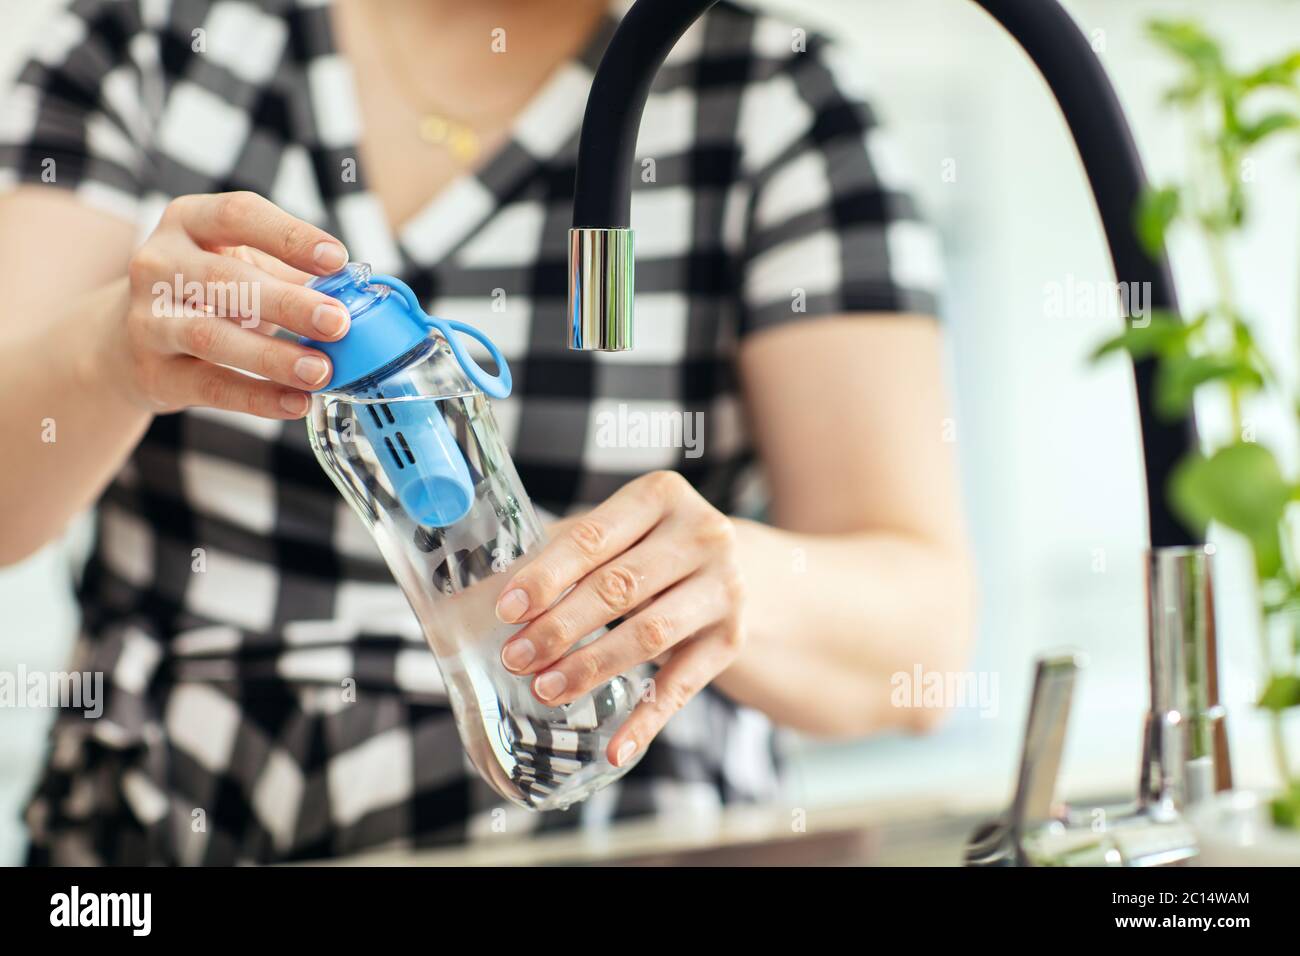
[568,0,1233,865]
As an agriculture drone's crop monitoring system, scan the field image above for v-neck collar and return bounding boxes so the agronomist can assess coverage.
[306,0,619,274]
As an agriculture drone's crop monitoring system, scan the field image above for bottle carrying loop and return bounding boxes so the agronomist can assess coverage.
[369,275,512,399]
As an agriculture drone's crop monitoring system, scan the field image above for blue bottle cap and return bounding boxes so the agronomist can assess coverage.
[301,264,511,398]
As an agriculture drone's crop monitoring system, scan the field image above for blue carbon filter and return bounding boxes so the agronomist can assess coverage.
[302,265,512,528]
[356,375,476,527]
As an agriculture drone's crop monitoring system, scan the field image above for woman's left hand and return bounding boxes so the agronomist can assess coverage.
[495,470,747,769]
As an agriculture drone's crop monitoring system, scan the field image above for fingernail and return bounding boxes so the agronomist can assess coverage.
[501,638,536,672]
[615,740,637,767]
[294,355,330,387]
[280,392,309,416]
[534,671,567,702]
[496,588,529,623]
[313,242,347,271]
[312,304,348,338]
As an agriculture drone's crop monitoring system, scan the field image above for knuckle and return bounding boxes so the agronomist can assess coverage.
[532,613,571,655]
[181,316,220,355]
[201,268,239,311]
[633,613,674,657]
[696,512,735,548]
[207,254,244,289]
[198,370,232,409]
[593,565,639,613]
[643,470,687,503]
[160,195,192,226]
[572,650,603,689]
[720,564,746,606]
[242,383,266,417]
[568,518,608,559]
[255,342,282,379]
[268,282,297,325]
[719,617,745,652]
[126,246,164,286]
[529,562,565,602]
[215,191,257,229]
[657,679,694,716]
[279,220,312,259]
[212,194,241,230]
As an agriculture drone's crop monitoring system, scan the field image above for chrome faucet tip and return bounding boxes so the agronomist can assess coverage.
[567,227,635,351]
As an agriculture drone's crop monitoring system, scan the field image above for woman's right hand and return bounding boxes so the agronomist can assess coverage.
[105,191,353,420]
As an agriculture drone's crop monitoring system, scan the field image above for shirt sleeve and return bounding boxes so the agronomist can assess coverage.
[0,0,154,225]
[736,33,943,336]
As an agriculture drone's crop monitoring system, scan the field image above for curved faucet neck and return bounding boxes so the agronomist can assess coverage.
[567,0,1199,547]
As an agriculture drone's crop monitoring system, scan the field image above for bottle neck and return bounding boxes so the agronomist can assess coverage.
[311,263,392,320]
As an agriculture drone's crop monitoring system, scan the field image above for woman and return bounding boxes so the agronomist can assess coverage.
[0,0,974,864]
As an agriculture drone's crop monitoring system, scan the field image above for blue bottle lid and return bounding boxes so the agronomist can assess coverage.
[301,264,511,398]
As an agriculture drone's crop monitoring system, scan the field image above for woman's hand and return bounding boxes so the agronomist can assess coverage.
[496,471,746,769]
[104,191,353,419]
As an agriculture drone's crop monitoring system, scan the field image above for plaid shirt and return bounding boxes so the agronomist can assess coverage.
[1,0,940,863]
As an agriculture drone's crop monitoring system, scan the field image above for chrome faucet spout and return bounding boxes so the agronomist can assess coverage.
[1141,545,1232,812]
[568,228,634,351]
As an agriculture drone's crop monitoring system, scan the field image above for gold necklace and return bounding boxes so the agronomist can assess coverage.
[371,8,526,166]
[417,113,480,164]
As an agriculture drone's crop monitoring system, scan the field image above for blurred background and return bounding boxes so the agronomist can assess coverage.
[2,0,1298,863]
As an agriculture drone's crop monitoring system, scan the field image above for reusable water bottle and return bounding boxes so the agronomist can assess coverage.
[303,263,642,810]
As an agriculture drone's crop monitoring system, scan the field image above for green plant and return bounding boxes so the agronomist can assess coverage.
[1093,19,1300,826]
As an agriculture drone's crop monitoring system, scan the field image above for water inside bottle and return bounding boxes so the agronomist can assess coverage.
[309,389,641,810]
[431,603,638,810]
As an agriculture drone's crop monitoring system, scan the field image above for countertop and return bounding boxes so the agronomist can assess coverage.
[318,796,1007,866]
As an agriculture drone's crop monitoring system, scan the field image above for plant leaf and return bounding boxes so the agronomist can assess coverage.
[1154,353,1263,419]
[1170,442,1289,577]
[1146,20,1224,74]
[1136,185,1180,257]
[1090,310,1189,363]
[1236,111,1300,145]
[1273,786,1300,829]
[1239,52,1300,91]
[1162,82,1204,105]
[1258,675,1300,711]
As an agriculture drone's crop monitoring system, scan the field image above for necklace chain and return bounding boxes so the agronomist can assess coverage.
[370,6,539,165]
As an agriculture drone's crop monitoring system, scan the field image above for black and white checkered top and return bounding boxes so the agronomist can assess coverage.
[1,0,940,863]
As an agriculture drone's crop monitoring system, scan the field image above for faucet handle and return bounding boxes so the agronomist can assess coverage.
[965,652,1083,866]
[1011,652,1084,833]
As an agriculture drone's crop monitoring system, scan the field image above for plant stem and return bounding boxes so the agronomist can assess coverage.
[1191,76,1298,794]
[1261,606,1296,791]
[1272,712,1295,790]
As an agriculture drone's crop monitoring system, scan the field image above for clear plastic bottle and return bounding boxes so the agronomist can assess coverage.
[303,264,641,810]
